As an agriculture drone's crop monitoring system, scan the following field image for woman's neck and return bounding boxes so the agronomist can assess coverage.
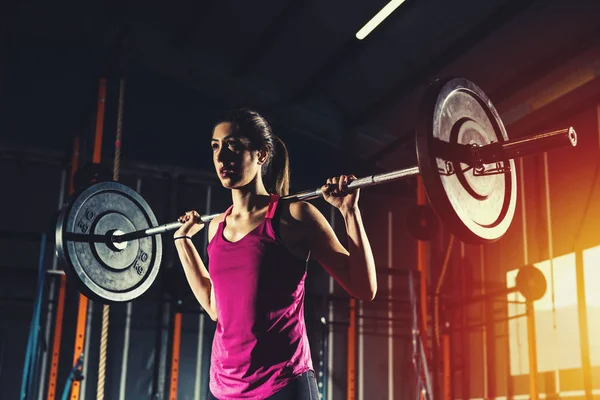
[230,182,270,214]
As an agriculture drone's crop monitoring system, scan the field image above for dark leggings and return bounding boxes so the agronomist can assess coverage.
[208,370,319,400]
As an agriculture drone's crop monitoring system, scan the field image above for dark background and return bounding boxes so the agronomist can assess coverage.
[2,0,600,399]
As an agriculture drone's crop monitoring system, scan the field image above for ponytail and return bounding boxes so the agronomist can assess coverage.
[265,135,290,196]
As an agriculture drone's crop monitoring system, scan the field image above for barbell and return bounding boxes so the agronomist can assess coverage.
[54,77,578,304]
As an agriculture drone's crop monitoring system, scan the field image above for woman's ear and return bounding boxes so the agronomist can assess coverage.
[257,148,269,165]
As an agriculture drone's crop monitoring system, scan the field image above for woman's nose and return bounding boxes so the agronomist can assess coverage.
[215,146,229,163]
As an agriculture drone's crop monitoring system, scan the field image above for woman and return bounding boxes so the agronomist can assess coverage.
[174,109,377,400]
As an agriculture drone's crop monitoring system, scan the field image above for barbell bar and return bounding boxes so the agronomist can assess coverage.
[111,126,575,245]
[109,165,422,244]
[54,77,579,303]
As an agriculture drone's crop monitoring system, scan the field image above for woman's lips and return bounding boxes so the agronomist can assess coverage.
[219,167,236,178]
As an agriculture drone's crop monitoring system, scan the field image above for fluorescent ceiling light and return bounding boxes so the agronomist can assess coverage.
[356,0,407,40]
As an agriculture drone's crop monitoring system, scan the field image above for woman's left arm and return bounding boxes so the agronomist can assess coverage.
[337,205,378,300]
[293,175,377,301]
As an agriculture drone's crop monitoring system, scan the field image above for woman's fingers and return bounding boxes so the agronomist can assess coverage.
[323,175,357,197]
[178,210,199,224]
[339,175,346,193]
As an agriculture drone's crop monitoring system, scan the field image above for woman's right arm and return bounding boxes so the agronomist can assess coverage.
[174,212,220,321]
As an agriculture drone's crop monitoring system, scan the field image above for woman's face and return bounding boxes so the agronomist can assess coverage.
[211,122,266,190]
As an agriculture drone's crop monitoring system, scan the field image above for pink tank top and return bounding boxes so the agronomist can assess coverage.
[206,194,313,399]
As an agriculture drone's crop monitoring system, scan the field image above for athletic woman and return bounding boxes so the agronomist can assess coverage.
[174,109,377,399]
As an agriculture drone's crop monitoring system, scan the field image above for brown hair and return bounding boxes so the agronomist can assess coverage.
[216,109,290,196]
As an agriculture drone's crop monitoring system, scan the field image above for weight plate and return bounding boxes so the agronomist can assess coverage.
[416,77,517,243]
[55,181,162,303]
[515,264,547,302]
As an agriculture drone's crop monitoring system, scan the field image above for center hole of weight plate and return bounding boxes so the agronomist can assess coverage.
[92,212,139,271]
[456,119,497,199]
[107,229,127,251]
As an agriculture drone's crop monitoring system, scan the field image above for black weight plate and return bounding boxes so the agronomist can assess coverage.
[56,181,162,303]
[516,264,547,302]
[416,77,517,243]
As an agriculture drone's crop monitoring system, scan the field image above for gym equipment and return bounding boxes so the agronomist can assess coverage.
[54,78,577,303]
[55,182,162,303]
[449,264,547,306]
[514,264,547,302]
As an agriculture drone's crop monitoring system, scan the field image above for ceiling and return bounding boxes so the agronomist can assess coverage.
[2,0,600,193]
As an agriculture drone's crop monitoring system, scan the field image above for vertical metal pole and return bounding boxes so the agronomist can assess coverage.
[477,235,494,397]
[484,259,496,397]
[519,158,539,400]
[519,158,529,303]
[417,178,428,343]
[409,271,422,400]
[194,314,206,400]
[441,334,451,400]
[194,185,211,400]
[347,202,357,400]
[153,175,178,399]
[480,245,488,399]
[168,312,182,400]
[575,249,592,399]
[78,299,93,399]
[73,78,107,400]
[347,299,356,400]
[526,301,539,400]
[46,275,67,400]
[70,297,89,399]
[92,79,107,164]
[119,303,133,400]
[459,243,469,400]
[543,152,559,394]
[387,210,394,400]
[47,134,80,400]
[153,301,171,399]
[358,295,364,400]
[320,318,328,399]
[37,168,67,400]
[357,206,368,400]
[118,178,142,400]
[327,206,335,400]
[21,233,47,399]
[416,177,431,399]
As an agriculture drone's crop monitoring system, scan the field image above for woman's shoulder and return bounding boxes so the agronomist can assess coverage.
[276,199,323,224]
[274,199,332,253]
[207,211,227,242]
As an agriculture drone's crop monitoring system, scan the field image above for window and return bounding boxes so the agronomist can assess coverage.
[506,246,600,395]
[507,253,580,374]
